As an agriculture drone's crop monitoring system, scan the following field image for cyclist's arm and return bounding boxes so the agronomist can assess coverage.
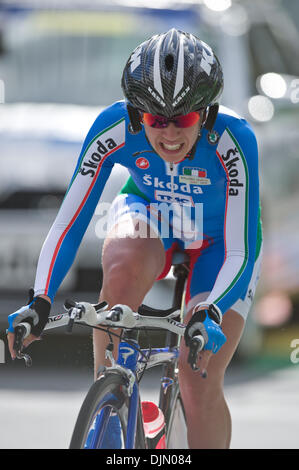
[204,119,260,314]
[34,105,126,302]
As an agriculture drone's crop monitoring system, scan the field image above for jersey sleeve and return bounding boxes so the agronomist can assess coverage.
[34,106,126,302]
[204,118,260,314]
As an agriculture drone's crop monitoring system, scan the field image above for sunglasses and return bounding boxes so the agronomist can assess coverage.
[143,111,200,129]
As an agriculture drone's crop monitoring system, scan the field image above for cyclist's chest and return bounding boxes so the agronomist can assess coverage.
[119,140,228,212]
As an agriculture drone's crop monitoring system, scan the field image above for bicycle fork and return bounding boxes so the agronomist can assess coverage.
[97,330,143,449]
[118,334,140,449]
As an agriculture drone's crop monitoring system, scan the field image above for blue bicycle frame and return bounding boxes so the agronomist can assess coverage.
[91,337,179,449]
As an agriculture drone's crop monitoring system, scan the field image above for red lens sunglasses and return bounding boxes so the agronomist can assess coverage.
[142,111,201,129]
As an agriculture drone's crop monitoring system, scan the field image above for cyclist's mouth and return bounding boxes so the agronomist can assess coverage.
[159,142,184,154]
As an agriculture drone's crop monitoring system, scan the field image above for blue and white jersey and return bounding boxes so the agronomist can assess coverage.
[34,100,262,315]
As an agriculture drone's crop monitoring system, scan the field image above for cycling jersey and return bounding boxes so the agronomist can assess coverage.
[34,100,262,315]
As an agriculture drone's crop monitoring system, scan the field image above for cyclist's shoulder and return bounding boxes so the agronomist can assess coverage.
[216,105,257,145]
[213,106,259,176]
[82,100,128,155]
[91,100,127,132]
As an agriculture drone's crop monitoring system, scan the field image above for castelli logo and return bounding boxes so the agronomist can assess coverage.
[136,157,150,169]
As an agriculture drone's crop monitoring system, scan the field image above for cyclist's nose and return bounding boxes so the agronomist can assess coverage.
[162,122,181,139]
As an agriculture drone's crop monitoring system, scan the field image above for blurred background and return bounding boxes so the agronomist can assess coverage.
[0,0,299,449]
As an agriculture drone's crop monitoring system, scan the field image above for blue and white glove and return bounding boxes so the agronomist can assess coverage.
[7,289,51,337]
[184,303,226,354]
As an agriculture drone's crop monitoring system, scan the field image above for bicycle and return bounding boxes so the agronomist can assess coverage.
[12,252,205,449]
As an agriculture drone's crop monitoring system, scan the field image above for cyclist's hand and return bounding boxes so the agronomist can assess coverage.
[7,290,51,360]
[184,303,226,369]
[7,331,38,360]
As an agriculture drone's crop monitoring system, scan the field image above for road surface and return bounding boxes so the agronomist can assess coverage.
[0,363,299,449]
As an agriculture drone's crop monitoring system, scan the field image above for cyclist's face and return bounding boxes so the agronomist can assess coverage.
[143,117,202,163]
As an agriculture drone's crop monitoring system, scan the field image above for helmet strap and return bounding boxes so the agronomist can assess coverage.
[185,104,219,161]
[204,104,219,132]
[127,104,142,134]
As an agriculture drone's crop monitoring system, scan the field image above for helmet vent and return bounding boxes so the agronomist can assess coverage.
[164,54,174,71]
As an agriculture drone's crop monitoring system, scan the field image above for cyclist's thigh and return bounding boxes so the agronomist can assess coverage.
[94,194,168,374]
[103,193,184,279]
[102,193,167,277]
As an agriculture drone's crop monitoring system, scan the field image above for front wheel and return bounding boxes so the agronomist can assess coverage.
[70,372,145,449]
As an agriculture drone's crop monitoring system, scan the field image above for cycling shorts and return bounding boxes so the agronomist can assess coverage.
[107,193,262,319]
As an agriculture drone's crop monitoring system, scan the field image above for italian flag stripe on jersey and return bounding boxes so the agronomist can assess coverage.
[41,118,126,297]
[212,127,249,306]
[66,117,125,195]
[183,167,207,178]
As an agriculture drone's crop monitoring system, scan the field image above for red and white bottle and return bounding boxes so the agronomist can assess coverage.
[141,401,166,449]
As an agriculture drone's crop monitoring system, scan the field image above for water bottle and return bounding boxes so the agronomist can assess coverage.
[141,401,166,449]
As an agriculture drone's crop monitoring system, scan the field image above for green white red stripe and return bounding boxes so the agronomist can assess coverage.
[207,127,249,307]
[34,118,125,297]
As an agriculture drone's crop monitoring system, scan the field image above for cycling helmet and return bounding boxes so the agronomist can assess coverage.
[121,28,223,134]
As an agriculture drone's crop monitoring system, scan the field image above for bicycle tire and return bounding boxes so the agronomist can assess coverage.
[69,371,145,449]
[166,385,189,449]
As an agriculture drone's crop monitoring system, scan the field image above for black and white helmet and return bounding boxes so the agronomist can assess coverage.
[121,28,223,133]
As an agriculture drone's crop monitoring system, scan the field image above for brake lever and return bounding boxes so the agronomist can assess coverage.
[14,325,32,367]
[66,308,78,334]
[16,352,32,367]
[64,300,87,334]
[188,335,207,377]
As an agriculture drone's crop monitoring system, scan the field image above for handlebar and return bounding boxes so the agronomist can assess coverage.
[12,300,205,371]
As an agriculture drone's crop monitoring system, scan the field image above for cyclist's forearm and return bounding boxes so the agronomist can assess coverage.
[204,252,254,313]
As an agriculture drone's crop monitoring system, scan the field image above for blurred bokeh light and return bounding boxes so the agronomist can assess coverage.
[258,73,287,99]
[248,95,275,122]
[203,0,232,12]
[254,292,293,327]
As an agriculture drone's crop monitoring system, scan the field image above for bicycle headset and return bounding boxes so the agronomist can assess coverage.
[121,28,224,159]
